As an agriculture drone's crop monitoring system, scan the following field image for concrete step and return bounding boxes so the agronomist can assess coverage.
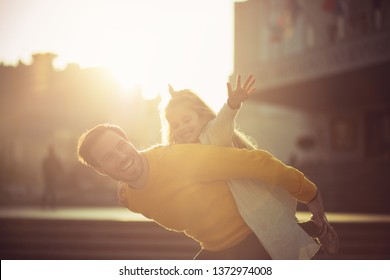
[1,216,390,260]
[0,218,199,260]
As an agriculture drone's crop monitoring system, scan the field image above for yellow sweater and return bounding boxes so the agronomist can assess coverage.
[121,144,317,251]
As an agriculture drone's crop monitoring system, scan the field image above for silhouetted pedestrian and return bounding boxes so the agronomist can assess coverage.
[41,145,63,208]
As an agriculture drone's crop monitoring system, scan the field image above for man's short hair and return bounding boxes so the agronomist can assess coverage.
[77,123,128,168]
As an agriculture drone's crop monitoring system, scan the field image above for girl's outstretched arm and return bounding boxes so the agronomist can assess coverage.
[227,74,256,110]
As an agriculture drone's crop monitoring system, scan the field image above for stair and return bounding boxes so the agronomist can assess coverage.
[1,216,389,260]
[0,218,199,260]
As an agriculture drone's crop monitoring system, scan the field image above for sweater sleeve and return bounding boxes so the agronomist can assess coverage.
[189,144,317,203]
[200,103,238,146]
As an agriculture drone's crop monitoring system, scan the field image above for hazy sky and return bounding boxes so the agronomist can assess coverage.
[0,0,236,107]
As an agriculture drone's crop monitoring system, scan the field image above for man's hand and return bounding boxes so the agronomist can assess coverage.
[227,74,256,110]
[306,190,326,228]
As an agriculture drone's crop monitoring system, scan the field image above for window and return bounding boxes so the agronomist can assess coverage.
[330,117,357,151]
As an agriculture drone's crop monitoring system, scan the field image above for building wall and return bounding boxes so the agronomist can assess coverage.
[232,0,390,213]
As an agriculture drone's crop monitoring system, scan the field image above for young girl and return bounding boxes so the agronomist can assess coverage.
[161,75,338,259]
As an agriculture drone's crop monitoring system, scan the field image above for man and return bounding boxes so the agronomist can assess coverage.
[77,123,338,259]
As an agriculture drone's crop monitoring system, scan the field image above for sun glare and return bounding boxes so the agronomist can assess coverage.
[1,0,233,108]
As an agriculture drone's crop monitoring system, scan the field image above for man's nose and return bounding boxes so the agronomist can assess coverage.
[115,152,127,166]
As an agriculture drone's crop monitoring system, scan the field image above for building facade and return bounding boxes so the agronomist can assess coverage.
[232,0,390,213]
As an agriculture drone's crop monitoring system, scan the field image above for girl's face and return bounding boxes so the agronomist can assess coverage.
[166,104,206,143]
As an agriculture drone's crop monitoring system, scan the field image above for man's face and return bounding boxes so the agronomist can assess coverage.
[90,130,144,182]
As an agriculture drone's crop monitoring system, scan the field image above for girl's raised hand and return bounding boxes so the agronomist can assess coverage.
[227,74,256,110]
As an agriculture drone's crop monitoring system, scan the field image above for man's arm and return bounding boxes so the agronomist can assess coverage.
[188,144,317,203]
[184,144,338,255]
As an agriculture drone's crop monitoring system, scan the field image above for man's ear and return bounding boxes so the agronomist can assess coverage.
[95,166,107,176]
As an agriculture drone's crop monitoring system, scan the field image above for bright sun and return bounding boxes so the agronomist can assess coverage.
[1,0,233,109]
[67,0,233,107]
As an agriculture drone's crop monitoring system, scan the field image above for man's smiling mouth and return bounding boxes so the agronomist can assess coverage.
[121,158,134,172]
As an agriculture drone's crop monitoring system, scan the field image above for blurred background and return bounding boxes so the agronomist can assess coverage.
[1,0,389,260]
